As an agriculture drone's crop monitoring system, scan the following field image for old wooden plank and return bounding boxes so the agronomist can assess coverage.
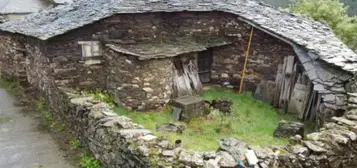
[285,55,295,76]
[288,83,310,115]
[274,64,283,107]
[310,94,321,120]
[301,87,314,120]
[279,57,288,107]
[305,91,317,120]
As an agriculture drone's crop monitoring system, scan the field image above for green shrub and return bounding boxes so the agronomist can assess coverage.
[289,0,357,52]
[79,154,101,168]
[90,89,116,106]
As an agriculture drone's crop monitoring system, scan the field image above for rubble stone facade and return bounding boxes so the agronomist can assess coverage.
[0,11,295,110]
[0,32,27,82]
[106,49,173,110]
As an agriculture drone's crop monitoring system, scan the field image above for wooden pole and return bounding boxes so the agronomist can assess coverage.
[239,26,254,94]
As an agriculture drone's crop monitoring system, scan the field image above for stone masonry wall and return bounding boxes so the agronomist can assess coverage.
[2,46,357,167]
[166,12,295,91]
[105,49,173,111]
[45,87,357,168]
[44,11,293,93]
[2,10,357,168]
[0,33,27,82]
[47,33,106,89]
[45,12,171,89]
[9,11,296,112]
[23,37,56,96]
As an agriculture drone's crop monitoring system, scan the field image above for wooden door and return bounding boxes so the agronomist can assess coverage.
[197,49,213,83]
[173,55,203,97]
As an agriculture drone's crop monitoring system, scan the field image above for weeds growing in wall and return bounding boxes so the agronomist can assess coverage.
[35,97,102,168]
[69,138,101,168]
[35,97,65,131]
[80,88,116,106]
[79,153,102,168]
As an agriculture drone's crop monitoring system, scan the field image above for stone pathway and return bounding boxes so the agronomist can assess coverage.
[0,88,74,168]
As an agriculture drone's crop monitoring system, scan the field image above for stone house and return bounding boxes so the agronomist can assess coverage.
[0,0,357,125]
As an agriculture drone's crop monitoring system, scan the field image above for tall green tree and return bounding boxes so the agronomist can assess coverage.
[289,0,357,52]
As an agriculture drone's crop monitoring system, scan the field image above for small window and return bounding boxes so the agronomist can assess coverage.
[78,41,102,65]
[78,41,102,57]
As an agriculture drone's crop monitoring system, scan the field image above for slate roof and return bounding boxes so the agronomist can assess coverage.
[106,37,231,60]
[0,0,51,14]
[0,0,356,72]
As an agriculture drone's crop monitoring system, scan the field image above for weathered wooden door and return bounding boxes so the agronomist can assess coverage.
[173,54,203,97]
[197,49,213,83]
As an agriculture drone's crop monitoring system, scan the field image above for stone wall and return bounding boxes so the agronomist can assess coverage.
[43,87,357,168]
[46,31,107,89]
[0,33,27,82]
[105,49,173,111]
[23,37,54,93]
[44,11,293,92]
[45,12,171,89]
[212,28,295,91]
[1,10,357,168]
[165,12,295,91]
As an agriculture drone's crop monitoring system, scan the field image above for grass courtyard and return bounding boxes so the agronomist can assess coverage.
[114,88,312,151]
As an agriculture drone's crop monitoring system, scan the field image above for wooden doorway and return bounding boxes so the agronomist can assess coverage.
[197,49,213,83]
[173,55,203,97]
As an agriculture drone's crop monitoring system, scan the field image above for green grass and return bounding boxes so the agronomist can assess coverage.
[117,88,311,151]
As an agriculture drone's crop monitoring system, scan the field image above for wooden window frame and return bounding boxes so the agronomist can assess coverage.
[78,41,103,65]
[78,41,102,58]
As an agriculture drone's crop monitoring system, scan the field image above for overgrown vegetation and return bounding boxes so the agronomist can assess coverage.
[289,0,357,52]
[79,153,101,168]
[115,88,311,151]
[69,137,101,168]
[35,97,65,132]
[36,96,101,168]
[84,88,116,106]
[261,0,357,16]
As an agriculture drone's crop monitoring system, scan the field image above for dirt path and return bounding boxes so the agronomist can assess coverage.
[0,88,75,168]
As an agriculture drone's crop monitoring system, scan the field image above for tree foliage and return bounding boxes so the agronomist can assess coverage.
[289,0,357,52]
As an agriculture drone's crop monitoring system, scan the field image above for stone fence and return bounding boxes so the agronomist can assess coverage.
[45,87,357,168]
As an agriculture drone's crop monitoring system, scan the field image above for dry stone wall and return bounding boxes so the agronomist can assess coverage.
[42,87,357,168]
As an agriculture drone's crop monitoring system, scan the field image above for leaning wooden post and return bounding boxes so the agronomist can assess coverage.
[239,26,254,94]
